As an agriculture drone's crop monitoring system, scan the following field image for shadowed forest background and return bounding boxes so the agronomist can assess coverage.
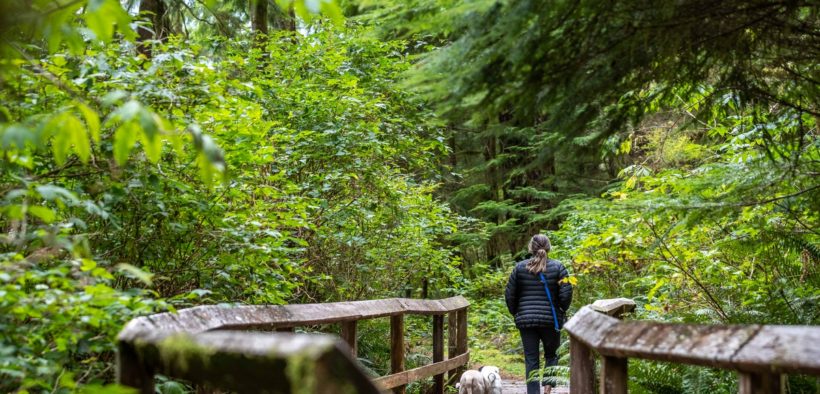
[0,0,817,392]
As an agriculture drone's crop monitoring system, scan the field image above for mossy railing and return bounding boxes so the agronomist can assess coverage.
[566,298,820,394]
[117,296,469,394]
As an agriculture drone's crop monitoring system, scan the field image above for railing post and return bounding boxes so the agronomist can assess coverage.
[447,311,458,384]
[456,308,468,378]
[600,356,627,394]
[600,302,630,394]
[391,314,406,394]
[117,341,154,394]
[340,320,358,358]
[739,372,783,394]
[433,314,444,394]
[570,337,595,394]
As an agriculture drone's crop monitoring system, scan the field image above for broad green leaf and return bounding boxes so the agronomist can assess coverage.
[1,124,37,150]
[85,6,114,43]
[87,0,107,13]
[51,114,71,165]
[114,100,141,123]
[110,1,137,41]
[28,206,56,223]
[52,55,67,67]
[115,263,154,286]
[5,204,24,220]
[0,105,11,122]
[293,2,312,22]
[77,103,101,143]
[80,259,97,272]
[85,0,134,42]
[647,278,666,301]
[91,267,115,280]
[113,122,138,166]
[320,1,344,25]
[141,133,162,163]
[138,108,158,138]
[35,185,80,203]
[65,114,90,163]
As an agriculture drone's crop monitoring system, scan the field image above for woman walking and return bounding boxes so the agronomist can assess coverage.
[505,234,573,394]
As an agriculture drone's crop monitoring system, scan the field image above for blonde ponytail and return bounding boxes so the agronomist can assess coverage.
[526,234,551,274]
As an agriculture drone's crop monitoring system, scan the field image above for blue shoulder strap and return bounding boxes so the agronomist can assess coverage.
[538,272,561,331]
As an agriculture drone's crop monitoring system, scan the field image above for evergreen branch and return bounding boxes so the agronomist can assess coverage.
[644,219,730,322]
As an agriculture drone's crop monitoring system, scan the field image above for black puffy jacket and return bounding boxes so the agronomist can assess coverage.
[504,259,573,329]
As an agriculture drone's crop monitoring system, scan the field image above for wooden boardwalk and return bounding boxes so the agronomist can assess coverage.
[501,380,569,394]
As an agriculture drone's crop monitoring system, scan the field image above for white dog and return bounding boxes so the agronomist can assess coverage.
[456,369,487,394]
[479,365,503,394]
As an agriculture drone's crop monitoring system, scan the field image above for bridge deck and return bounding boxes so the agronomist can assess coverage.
[502,381,569,393]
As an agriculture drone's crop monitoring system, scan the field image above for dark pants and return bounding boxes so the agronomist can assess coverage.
[519,327,561,394]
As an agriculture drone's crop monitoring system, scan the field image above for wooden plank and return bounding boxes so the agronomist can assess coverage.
[590,298,636,318]
[598,321,760,368]
[447,312,458,383]
[398,297,470,315]
[374,352,470,389]
[600,356,627,394]
[433,315,444,394]
[340,320,357,358]
[732,325,820,375]
[455,308,468,378]
[566,305,820,375]
[564,307,621,349]
[596,322,760,370]
[569,338,595,394]
[738,372,783,394]
[120,331,381,394]
[391,315,406,394]
[119,297,469,341]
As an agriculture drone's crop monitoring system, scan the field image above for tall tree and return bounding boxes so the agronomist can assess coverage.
[137,0,170,57]
[252,0,268,36]
[252,0,297,37]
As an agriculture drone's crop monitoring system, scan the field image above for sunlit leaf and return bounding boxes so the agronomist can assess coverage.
[141,133,162,163]
[76,103,101,143]
[115,263,154,286]
[113,122,138,166]
[65,114,90,163]
[28,206,56,223]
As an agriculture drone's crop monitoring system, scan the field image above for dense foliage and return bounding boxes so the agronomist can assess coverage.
[1,1,459,391]
[358,0,818,391]
[1,0,817,393]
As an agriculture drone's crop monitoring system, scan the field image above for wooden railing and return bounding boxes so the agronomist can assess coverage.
[565,298,820,394]
[117,296,469,394]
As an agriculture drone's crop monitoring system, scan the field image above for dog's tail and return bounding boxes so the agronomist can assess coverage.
[455,382,472,394]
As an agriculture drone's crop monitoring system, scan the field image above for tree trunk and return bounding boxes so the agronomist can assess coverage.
[137,0,169,58]
[483,133,506,263]
[252,0,268,37]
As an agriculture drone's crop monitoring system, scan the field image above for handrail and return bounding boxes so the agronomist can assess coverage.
[565,298,820,394]
[117,296,470,394]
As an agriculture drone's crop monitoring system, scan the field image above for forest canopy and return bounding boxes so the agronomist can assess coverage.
[1,0,817,392]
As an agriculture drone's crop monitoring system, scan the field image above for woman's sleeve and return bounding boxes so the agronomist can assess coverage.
[558,263,573,311]
[504,267,518,315]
